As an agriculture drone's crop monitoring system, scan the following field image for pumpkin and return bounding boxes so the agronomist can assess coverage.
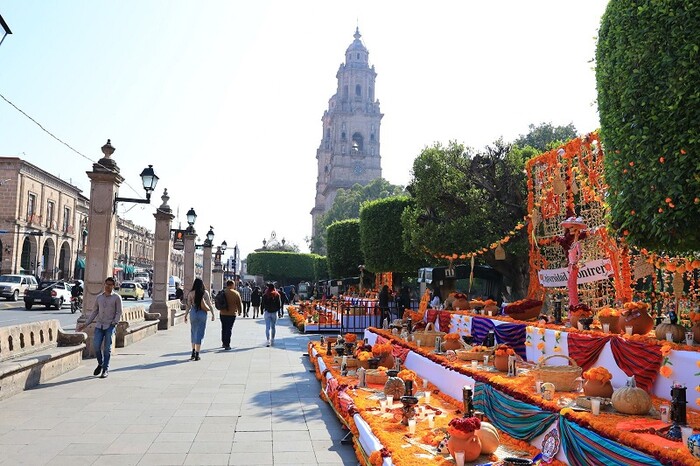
[655,322,686,343]
[611,376,652,415]
[476,421,500,454]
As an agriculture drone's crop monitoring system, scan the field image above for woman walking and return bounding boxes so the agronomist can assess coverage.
[251,285,262,318]
[184,278,215,360]
[261,283,281,346]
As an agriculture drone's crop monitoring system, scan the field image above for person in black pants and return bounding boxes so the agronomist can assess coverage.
[378,285,391,323]
[220,280,242,350]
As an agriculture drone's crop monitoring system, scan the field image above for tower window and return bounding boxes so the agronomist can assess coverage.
[369,87,374,101]
[355,84,361,96]
[352,133,364,153]
[341,132,346,140]
[357,53,360,59]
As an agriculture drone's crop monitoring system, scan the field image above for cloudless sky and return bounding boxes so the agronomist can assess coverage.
[0,0,609,260]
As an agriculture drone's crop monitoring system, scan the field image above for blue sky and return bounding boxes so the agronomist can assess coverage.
[0,1,609,259]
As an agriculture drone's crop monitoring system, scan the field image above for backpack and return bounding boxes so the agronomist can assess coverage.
[214,290,228,311]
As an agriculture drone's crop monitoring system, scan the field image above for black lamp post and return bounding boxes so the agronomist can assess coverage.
[0,14,11,47]
[185,207,197,233]
[112,143,159,214]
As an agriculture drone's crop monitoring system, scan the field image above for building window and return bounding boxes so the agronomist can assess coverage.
[352,133,364,152]
[27,193,36,220]
[356,53,360,59]
[355,84,361,96]
[47,201,55,229]
[341,132,346,140]
[62,206,70,232]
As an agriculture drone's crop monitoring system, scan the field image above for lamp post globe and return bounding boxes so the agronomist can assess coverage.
[139,165,159,195]
[186,208,197,227]
[206,227,214,243]
[221,240,227,252]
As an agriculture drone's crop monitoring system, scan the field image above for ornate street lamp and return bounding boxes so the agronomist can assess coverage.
[111,142,159,213]
[186,207,197,233]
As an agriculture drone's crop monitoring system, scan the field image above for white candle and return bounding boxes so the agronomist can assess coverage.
[379,399,386,411]
[427,413,435,428]
[422,379,428,389]
[666,332,673,342]
[602,323,610,333]
[408,418,416,434]
[416,339,422,347]
[686,332,694,346]
[471,360,478,370]
[625,325,633,336]
[454,450,465,466]
[590,397,601,415]
[535,380,542,394]
[424,391,431,403]
[386,395,393,407]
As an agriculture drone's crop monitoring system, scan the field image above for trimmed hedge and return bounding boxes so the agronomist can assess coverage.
[596,0,700,252]
[359,196,423,273]
[327,219,364,279]
[246,251,327,284]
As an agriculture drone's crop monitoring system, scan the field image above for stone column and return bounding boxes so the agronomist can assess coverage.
[151,189,174,329]
[79,140,123,357]
[202,243,212,292]
[183,229,197,294]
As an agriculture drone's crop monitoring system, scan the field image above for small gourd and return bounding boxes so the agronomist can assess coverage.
[611,376,652,415]
[476,421,500,454]
[383,370,405,399]
[654,311,686,343]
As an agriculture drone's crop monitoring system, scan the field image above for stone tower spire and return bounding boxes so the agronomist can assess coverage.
[310,28,383,245]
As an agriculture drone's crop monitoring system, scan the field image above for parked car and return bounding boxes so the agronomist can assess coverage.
[0,274,39,301]
[168,276,182,300]
[24,281,72,310]
[118,281,145,300]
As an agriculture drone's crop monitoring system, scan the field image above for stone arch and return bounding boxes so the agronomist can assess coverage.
[352,133,364,153]
[58,241,71,280]
[41,237,56,280]
[20,236,38,275]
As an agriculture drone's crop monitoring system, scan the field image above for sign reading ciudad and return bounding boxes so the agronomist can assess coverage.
[537,259,614,288]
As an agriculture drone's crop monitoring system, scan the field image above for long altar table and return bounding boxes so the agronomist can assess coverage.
[362,327,699,465]
[421,311,700,410]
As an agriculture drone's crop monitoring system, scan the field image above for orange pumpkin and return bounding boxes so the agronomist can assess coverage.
[476,422,500,454]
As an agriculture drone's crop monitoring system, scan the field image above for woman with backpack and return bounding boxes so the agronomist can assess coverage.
[251,285,262,318]
[184,278,215,361]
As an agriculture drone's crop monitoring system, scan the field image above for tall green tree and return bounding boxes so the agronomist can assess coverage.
[402,140,540,299]
[360,196,423,273]
[596,0,700,253]
[514,122,578,153]
[326,219,364,278]
[309,178,405,254]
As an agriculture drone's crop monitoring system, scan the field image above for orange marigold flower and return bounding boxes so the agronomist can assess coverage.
[538,327,546,335]
[696,360,700,369]
[554,346,562,353]
[660,344,673,357]
[537,342,545,351]
[660,365,673,378]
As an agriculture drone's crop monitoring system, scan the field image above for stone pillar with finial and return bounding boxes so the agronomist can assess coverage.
[79,139,124,357]
[151,189,174,329]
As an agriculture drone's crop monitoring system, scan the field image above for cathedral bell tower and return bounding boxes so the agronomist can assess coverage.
[311,27,383,238]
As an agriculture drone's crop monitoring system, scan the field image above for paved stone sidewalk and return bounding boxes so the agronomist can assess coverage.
[0,313,357,465]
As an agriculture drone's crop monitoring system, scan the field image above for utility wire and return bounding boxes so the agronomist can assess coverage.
[0,91,146,200]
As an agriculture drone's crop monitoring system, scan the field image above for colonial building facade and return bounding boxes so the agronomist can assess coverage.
[311,28,383,237]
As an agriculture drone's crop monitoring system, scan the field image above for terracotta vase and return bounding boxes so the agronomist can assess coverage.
[494,354,509,372]
[583,379,614,398]
[447,430,482,462]
[693,323,700,344]
[452,297,469,310]
[598,316,620,334]
[619,310,654,335]
[378,353,395,369]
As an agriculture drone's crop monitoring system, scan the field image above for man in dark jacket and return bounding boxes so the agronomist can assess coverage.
[277,286,288,319]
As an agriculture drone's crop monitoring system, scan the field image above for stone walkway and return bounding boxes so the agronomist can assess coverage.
[0,312,357,465]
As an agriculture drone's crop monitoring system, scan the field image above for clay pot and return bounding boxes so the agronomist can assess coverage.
[619,310,654,335]
[452,297,469,310]
[447,430,482,463]
[583,379,614,398]
[494,354,509,372]
[443,339,463,351]
[598,316,620,334]
[378,353,395,369]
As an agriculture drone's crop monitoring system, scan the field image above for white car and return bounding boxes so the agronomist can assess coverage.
[0,274,38,301]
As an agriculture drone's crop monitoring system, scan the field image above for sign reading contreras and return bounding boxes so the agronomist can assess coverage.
[538,259,614,288]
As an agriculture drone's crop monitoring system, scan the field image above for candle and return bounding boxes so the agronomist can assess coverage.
[341,355,348,366]
[483,355,490,366]
[659,403,670,423]
[602,323,610,333]
[681,426,693,447]
[454,450,465,466]
[427,413,435,428]
[422,378,428,389]
[625,325,633,335]
[535,380,542,394]
[471,360,478,370]
[666,332,673,342]
[408,418,416,434]
[379,399,387,410]
[386,395,393,408]
[686,332,694,346]
[590,397,601,416]
[424,391,431,403]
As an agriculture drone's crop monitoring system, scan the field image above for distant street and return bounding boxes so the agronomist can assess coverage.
[0,296,152,330]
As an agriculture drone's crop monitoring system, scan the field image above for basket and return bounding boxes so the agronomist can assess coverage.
[365,369,388,385]
[414,322,446,348]
[334,356,358,368]
[456,348,493,361]
[532,355,582,392]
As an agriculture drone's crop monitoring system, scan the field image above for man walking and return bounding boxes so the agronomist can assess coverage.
[77,277,123,378]
[239,282,252,318]
[221,280,242,350]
